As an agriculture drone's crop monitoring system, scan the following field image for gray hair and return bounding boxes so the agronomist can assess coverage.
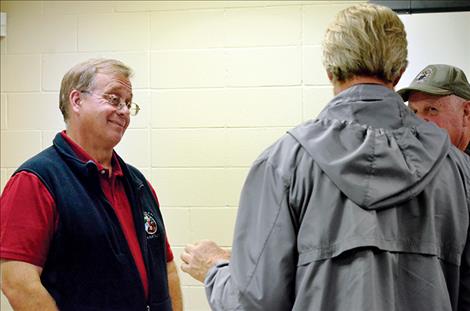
[59,58,133,121]
[322,3,408,84]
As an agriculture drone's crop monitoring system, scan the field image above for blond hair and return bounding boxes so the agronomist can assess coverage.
[59,58,133,121]
[322,3,408,84]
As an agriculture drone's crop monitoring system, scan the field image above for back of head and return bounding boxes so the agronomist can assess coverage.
[59,58,133,122]
[322,3,408,84]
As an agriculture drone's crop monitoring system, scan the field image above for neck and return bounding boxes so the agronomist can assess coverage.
[66,125,113,171]
[333,76,395,95]
[457,132,470,152]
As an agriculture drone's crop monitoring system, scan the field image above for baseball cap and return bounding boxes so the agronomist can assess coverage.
[398,64,470,101]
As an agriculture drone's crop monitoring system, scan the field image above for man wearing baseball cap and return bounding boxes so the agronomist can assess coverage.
[398,64,470,155]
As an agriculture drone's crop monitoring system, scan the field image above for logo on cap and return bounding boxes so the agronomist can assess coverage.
[415,68,433,83]
[144,212,158,235]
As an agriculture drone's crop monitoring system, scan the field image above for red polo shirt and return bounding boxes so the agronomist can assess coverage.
[0,131,173,299]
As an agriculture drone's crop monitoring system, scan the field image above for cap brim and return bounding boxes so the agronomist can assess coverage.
[397,85,452,102]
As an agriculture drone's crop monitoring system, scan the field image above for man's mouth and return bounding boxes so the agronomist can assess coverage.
[109,120,126,128]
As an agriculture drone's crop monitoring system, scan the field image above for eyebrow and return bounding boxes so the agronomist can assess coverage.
[105,86,133,99]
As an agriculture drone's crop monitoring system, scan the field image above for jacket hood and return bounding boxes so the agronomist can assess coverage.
[288,84,450,210]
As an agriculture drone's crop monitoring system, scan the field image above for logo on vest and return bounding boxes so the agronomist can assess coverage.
[144,212,158,235]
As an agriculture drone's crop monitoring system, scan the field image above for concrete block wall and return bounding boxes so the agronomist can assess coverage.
[0,1,361,310]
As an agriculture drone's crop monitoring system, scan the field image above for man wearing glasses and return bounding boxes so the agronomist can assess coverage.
[0,59,182,311]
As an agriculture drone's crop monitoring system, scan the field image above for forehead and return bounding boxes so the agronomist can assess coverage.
[408,92,464,113]
[92,73,132,94]
[408,92,451,106]
[408,92,445,102]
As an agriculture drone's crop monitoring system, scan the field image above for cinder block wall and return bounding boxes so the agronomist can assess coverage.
[0,1,362,310]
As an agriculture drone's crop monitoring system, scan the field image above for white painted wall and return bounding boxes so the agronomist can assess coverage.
[397,11,470,90]
[1,2,468,311]
[0,1,354,310]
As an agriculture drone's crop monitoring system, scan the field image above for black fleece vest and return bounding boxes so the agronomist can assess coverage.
[15,133,172,311]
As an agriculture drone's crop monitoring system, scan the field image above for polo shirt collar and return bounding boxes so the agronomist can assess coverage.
[60,130,124,177]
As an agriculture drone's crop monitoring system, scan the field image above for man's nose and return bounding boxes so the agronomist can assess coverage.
[117,102,131,114]
[415,111,427,121]
[419,114,430,122]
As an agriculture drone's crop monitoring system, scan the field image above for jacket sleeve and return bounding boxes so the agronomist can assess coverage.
[204,156,298,310]
[459,234,470,311]
[458,153,470,311]
[458,166,470,311]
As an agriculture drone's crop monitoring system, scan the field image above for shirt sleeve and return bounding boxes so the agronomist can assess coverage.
[0,171,57,267]
[146,180,174,262]
[204,157,297,310]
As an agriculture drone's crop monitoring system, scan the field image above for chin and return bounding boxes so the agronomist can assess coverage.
[107,132,124,146]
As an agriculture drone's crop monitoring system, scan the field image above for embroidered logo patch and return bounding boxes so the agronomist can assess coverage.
[415,68,433,83]
[144,212,158,235]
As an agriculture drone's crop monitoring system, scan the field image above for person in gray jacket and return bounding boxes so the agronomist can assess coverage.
[181,3,470,311]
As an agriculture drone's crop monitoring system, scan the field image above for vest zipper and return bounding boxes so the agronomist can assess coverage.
[95,168,148,305]
[136,183,152,306]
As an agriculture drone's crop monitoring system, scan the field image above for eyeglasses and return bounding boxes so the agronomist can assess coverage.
[80,91,140,116]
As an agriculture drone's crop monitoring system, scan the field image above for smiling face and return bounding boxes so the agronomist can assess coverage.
[408,92,470,150]
[77,73,133,150]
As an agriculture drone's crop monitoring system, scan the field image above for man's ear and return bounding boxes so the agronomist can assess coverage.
[69,90,82,114]
[393,68,406,87]
[326,71,333,82]
[463,100,470,127]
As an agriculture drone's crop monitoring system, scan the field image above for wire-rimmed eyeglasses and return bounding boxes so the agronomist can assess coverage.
[80,91,140,116]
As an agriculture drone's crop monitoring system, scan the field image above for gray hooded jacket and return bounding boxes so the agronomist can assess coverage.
[204,84,470,311]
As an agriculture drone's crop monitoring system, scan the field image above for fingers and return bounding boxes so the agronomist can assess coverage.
[198,239,217,247]
[184,243,195,253]
[179,251,205,283]
[180,251,191,264]
[180,241,222,284]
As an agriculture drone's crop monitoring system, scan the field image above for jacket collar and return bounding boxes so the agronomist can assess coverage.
[318,84,419,130]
